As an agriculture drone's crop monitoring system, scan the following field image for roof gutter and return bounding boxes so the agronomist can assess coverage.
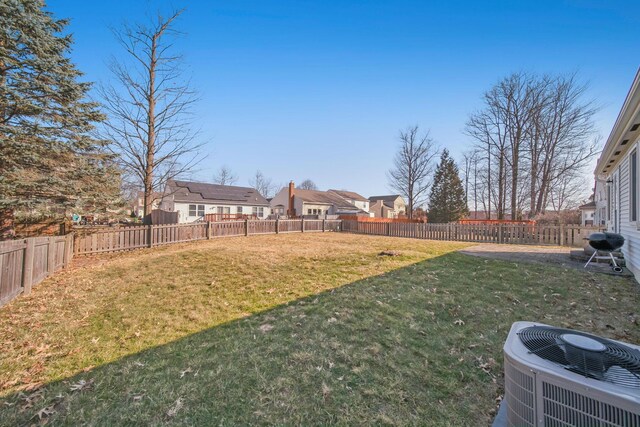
[595,68,640,177]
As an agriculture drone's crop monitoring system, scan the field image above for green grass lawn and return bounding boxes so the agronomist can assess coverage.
[0,233,638,426]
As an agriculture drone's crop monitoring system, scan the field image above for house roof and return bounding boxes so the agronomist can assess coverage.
[369,199,394,211]
[166,180,270,206]
[596,67,640,177]
[578,201,596,210]
[293,188,357,209]
[369,195,403,204]
[327,189,368,202]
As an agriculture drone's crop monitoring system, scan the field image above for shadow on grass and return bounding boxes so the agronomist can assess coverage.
[1,252,638,426]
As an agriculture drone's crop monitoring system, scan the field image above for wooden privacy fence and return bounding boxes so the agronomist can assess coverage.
[342,220,598,247]
[0,234,74,307]
[74,219,343,255]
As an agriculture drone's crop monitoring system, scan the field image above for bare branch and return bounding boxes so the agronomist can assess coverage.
[97,8,203,218]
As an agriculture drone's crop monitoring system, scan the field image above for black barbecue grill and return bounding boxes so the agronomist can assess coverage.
[584,232,625,273]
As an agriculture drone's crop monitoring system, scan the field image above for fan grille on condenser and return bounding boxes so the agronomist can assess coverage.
[517,326,640,389]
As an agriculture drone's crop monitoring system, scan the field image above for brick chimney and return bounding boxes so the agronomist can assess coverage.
[288,181,296,217]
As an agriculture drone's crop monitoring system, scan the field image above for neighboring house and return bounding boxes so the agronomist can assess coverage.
[270,182,367,217]
[368,200,395,219]
[328,190,371,213]
[133,191,162,218]
[593,68,640,280]
[594,178,608,226]
[368,195,406,218]
[578,200,596,226]
[160,180,271,223]
[465,210,498,220]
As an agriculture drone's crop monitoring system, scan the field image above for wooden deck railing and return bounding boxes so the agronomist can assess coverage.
[341,220,598,247]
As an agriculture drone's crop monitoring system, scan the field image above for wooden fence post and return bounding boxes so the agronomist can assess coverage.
[47,237,55,275]
[276,219,279,234]
[560,224,565,246]
[322,219,326,232]
[498,224,503,244]
[245,219,249,236]
[63,233,73,268]
[301,218,305,233]
[147,225,153,248]
[206,221,212,240]
[386,222,390,236]
[22,238,35,295]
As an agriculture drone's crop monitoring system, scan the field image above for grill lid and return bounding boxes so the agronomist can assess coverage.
[587,232,625,251]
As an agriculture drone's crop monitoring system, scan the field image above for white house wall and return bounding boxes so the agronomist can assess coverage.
[173,202,271,223]
[302,203,333,215]
[353,200,369,211]
[594,179,607,227]
[607,140,640,279]
[270,188,289,214]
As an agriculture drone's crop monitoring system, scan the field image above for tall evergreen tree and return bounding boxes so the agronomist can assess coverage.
[428,150,469,223]
[0,0,120,237]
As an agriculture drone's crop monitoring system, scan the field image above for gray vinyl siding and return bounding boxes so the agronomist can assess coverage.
[609,142,640,279]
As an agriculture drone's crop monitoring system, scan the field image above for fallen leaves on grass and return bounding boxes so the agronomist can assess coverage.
[19,388,45,410]
[180,367,193,378]
[259,324,274,333]
[166,397,184,418]
[321,382,331,401]
[69,379,93,392]
[35,404,56,420]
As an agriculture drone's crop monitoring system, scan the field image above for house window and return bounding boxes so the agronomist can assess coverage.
[631,150,637,221]
[190,204,205,217]
[237,206,243,214]
[307,209,312,214]
[258,207,264,217]
[217,206,223,214]
[252,207,258,216]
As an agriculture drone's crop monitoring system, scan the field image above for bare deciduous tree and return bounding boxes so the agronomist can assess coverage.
[528,74,599,216]
[387,126,438,218]
[466,72,598,220]
[548,170,586,213]
[461,150,481,216]
[99,9,202,218]
[298,179,318,191]
[213,166,238,185]
[249,170,275,198]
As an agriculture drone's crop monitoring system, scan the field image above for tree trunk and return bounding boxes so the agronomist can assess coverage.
[497,149,505,220]
[144,34,158,218]
[487,141,491,219]
[511,148,518,220]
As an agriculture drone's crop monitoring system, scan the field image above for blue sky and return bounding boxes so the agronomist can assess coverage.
[49,0,640,197]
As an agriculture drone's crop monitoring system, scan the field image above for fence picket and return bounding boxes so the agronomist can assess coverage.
[341,220,598,248]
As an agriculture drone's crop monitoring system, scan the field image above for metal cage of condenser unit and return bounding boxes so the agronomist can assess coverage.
[503,322,640,427]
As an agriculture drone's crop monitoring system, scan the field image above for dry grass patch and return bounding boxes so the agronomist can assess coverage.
[0,233,467,396]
